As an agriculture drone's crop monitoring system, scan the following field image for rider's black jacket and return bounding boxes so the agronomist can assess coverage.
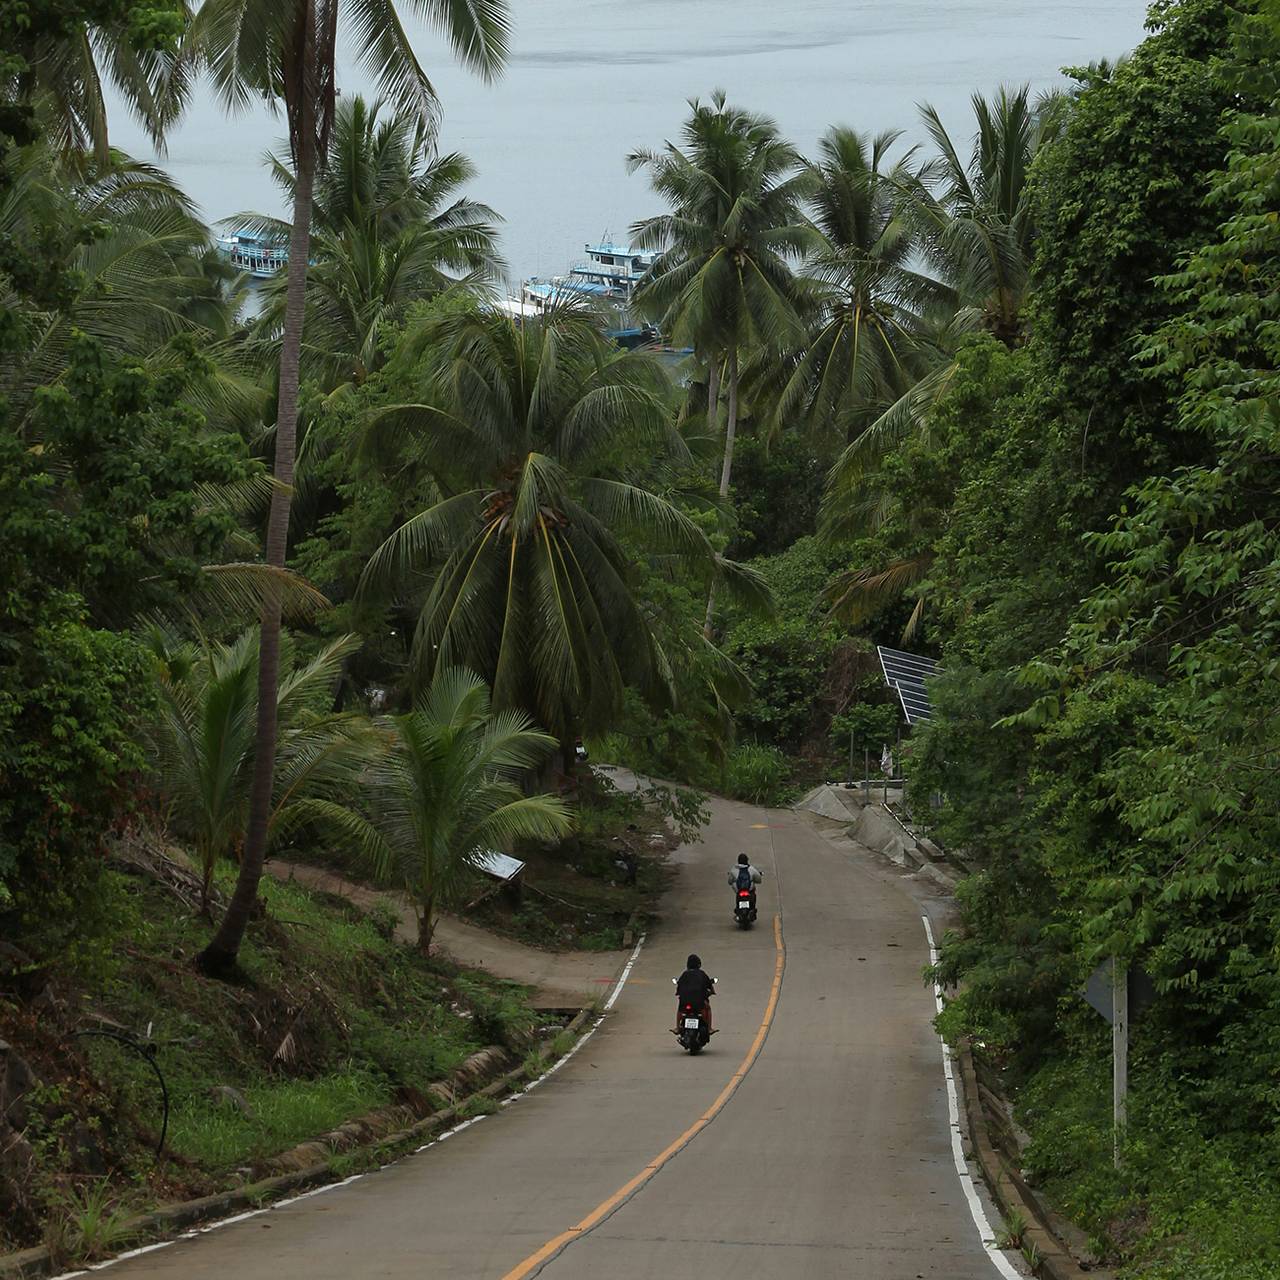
[676,968,715,1008]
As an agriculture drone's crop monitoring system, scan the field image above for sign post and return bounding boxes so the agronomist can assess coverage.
[1082,956,1152,1168]
[1112,958,1128,1168]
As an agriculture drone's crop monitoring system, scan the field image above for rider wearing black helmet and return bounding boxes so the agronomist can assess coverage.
[674,953,716,1033]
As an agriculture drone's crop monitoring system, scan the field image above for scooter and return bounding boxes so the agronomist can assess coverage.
[671,977,716,1053]
[733,888,757,929]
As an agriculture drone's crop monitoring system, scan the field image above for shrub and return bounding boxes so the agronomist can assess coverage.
[721,743,794,806]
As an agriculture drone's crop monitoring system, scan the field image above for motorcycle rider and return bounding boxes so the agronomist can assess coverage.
[727,852,763,918]
[673,953,716,1034]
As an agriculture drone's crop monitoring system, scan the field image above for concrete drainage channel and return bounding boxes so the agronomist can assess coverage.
[796,783,965,893]
[798,784,1114,1280]
[0,1009,594,1280]
[956,1046,1115,1280]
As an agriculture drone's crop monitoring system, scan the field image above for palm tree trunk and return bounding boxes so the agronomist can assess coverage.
[702,349,739,640]
[198,138,316,977]
[717,349,740,498]
[705,352,721,438]
[418,892,435,954]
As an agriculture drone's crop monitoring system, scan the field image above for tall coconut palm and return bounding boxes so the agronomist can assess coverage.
[146,628,374,909]
[241,95,504,387]
[293,667,570,952]
[628,91,815,634]
[909,84,1068,344]
[358,302,766,758]
[773,128,950,448]
[819,85,1070,555]
[186,0,508,975]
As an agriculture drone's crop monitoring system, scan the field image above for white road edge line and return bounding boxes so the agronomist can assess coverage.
[47,933,648,1280]
[922,914,1023,1280]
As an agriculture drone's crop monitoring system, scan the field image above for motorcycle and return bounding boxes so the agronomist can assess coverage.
[671,977,715,1053]
[733,887,757,929]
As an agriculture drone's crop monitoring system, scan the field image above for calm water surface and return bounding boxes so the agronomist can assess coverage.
[107,0,1150,284]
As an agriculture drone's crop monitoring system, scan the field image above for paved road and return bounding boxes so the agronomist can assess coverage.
[94,796,1020,1280]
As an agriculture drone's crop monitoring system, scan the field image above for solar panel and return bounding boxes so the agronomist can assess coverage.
[877,646,940,726]
[471,850,525,882]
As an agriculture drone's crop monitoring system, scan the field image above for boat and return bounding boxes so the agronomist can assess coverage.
[216,231,288,279]
[521,238,659,313]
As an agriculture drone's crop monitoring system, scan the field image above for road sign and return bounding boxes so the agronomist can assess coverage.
[1081,958,1156,1167]
[1082,961,1155,1024]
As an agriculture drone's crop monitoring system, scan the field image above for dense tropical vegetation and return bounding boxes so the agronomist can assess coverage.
[4,0,1280,1272]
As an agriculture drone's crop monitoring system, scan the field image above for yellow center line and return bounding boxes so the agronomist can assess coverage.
[501,914,787,1280]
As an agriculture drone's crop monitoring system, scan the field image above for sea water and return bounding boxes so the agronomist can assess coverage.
[104,0,1149,286]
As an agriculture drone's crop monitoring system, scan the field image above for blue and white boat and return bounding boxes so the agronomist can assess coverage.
[521,239,659,312]
[216,231,288,279]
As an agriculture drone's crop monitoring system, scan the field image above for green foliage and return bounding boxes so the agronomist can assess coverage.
[829,701,899,761]
[728,430,830,556]
[246,95,504,390]
[774,125,952,445]
[0,337,251,954]
[146,628,374,902]
[360,302,755,742]
[0,602,151,947]
[44,1179,138,1264]
[720,742,794,807]
[629,90,815,358]
[0,0,183,161]
[297,667,570,951]
[721,535,859,748]
[898,8,1280,1274]
[168,1070,389,1167]
[6,334,250,621]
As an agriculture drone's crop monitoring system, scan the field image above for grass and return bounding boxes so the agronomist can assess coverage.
[1004,1047,1280,1280]
[456,1095,500,1118]
[167,1069,389,1166]
[4,851,545,1255]
[44,1180,138,1265]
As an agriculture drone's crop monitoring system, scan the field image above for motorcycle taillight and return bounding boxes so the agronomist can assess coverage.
[738,889,750,897]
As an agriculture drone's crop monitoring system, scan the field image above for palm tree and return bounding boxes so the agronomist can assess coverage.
[241,95,504,387]
[0,142,256,423]
[774,127,949,447]
[819,89,1067,629]
[628,91,815,633]
[20,5,190,164]
[358,302,764,758]
[294,667,570,952]
[908,84,1067,345]
[185,0,508,976]
[146,628,374,909]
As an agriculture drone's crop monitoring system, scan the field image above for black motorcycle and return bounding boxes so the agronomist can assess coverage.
[671,978,715,1053]
[733,887,757,929]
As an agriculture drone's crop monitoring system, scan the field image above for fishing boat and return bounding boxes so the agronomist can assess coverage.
[216,231,288,279]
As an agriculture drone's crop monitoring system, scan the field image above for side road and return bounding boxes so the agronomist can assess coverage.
[95,793,1025,1280]
[264,862,625,1009]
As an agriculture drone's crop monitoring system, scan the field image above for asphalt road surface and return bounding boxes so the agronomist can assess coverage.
[83,794,1021,1280]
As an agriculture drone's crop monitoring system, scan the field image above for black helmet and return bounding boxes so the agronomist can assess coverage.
[737,853,749,865]
[687,953,701,969]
